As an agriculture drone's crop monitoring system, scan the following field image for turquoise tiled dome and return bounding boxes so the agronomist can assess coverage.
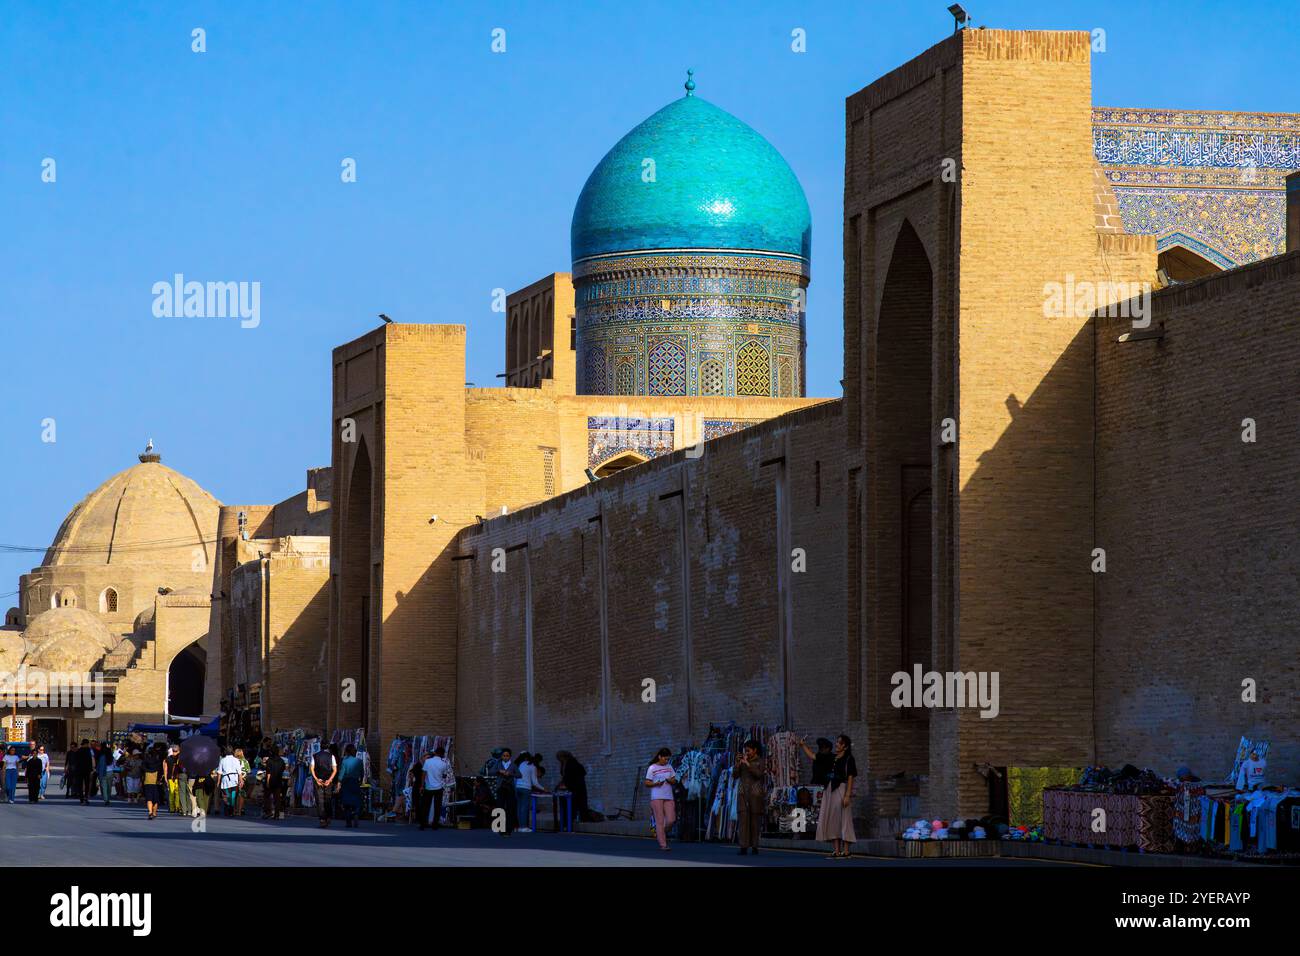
[571,90,811,263]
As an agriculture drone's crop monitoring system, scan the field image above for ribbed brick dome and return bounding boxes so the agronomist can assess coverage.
[43,457,221,570]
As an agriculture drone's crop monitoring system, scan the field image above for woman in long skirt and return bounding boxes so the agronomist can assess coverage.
[815,734,857,859]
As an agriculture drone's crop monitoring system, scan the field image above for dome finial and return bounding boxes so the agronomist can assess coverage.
[684,68,695,96]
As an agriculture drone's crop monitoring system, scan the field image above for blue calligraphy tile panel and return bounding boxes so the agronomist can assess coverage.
[1092,109,1300,268]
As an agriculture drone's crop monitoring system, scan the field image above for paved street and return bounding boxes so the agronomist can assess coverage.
[2,773,1067,867]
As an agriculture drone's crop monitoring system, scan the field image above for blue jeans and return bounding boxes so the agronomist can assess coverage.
[4,768,16,802]
[39,771,48,798]
[517,788,534,829]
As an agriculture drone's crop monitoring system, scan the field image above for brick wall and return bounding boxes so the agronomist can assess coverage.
[454,400,848,816]
[1095,253,1300,783]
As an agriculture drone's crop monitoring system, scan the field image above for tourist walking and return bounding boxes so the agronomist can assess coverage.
[24,748,43,802]
[95,741,113,805]
[233,748,251,816]
[176,750,193,817]
[262,745,286,820]
[733,739,766,855]
[123,748,143,803]
[194,770,214,816]
[62,743,76,799]
[645,747,678,850]
[420,746,449,830]
[495,748,520,835]
[815,734,857,859]
[3,746,20,803]
[217,748,243,817]
[37,745,50,800]
[339,744,364,828]
[142,744,165,819]
[164,745,181,813]
[310,745,337,828]
[73,738,94,804]
[556,751,591,823]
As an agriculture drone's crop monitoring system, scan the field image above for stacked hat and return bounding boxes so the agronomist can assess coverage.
[902,818,932,840]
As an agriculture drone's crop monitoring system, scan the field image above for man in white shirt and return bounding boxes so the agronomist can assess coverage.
[420,747,450,830]
[217,749,243,818]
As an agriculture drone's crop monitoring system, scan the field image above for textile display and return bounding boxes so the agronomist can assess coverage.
[1043,788,1174,851]
[1006,767,1081,827]
[385,734,455,822]
[329,728,373,783]
[1172,781,1209,844]
[663,722,779,842]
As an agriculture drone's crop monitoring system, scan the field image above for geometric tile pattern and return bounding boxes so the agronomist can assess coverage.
[735,340,771,396]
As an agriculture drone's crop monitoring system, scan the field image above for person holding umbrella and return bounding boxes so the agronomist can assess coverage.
[180,735,221,818]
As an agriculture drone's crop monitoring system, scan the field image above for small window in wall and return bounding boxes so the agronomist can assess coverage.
[540,447,556,496]
[615,358,636,395]
[777,356,794,397]
[100,587,118,613]
[699,359,724,396]
[59,591,78,608]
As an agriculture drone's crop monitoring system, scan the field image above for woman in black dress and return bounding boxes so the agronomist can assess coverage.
[141,743,166,819]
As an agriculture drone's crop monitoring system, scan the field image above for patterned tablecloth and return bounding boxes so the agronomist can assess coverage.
[1043,788,1175,852]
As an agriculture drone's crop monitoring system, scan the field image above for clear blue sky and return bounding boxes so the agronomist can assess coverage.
[0,0,1293,596]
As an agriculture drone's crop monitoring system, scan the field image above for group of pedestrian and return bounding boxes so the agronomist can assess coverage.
[474,747,566,834]
[305,742,365,829]
[2,744,50,803]
[644,732,858,858]
[392,745,592,835]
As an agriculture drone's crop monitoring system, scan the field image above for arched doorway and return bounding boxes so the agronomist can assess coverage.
[32,718,67,753]
[872,220,934,676]
[339,439,373,729]
[1158,244,1222,283]
[167,641,206,719]
[594,451,649,478]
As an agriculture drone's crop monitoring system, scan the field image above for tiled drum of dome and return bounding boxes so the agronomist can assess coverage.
[571,86,810,397]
